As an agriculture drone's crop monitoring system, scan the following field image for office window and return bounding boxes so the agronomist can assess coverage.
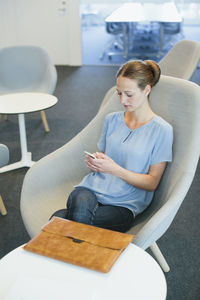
[80,1,200,65]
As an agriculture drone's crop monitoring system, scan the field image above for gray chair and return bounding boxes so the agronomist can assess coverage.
[0,45,57,132]
[0,144,9,215]
[20,75,200,272]
[159,39,200,80]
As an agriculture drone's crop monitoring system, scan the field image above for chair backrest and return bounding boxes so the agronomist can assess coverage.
[0,144,9,167]
[20,75,200,243]
[0,45,57,94]
[159,39,200,80]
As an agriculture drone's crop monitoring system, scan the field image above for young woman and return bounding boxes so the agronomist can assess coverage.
[51,60,173,232]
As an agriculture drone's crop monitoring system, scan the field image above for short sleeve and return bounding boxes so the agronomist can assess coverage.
[97,115,109,152]
[151,124,173,165]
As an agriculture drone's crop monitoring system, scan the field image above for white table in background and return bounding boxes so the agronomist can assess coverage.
[105,2,182,58]
[0,244,167,300]
[0,93,57,173]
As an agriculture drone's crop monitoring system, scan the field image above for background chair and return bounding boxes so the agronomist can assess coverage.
[0,45,57,132]
[0,144,9,215]
[159,39,200,80]
[20,75,200,272]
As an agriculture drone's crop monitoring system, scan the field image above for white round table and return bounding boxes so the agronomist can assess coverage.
[0,92,57,173]
[0,244,167,300]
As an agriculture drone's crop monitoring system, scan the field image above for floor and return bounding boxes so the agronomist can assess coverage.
[81,23,200,66]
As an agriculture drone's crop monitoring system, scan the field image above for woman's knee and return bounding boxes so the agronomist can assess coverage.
[67,188,96,209]
[66,188,98,223]
[92,205,134,232]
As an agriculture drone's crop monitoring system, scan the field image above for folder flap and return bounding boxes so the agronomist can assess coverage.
[43,217,134,250]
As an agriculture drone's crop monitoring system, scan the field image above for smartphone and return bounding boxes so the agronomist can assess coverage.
[84,151,96,159]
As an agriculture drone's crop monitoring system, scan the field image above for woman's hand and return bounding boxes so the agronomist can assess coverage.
[85,152,119,174]
[85,152,167,191]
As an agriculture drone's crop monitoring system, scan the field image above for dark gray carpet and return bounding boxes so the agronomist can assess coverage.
[0,65,200,300]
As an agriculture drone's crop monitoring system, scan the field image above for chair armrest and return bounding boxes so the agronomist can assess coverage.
[132,171,194,249]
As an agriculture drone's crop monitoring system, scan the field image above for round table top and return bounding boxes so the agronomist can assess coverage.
[0,244,167,300]
[0,92,58,114]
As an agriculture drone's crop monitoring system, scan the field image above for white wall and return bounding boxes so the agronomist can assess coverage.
[0,0,82,66]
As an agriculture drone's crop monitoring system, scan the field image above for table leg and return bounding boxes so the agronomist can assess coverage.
[0,113,35,173]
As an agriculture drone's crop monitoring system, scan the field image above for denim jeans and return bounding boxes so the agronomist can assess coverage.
[51,187,135,233]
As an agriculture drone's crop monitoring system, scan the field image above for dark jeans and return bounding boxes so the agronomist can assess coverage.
[51,187,135,233]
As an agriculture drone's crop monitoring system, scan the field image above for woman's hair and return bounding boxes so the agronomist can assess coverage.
[116,60,161,90]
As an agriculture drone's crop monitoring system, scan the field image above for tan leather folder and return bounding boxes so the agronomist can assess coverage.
[24,216,134,273]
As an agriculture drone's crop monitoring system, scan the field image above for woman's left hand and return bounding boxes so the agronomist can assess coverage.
[85,152,167,191]
[85,152,119,174]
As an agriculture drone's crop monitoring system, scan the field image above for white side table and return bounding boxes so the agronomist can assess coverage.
[0,244,167,300]
[0,93,57,173]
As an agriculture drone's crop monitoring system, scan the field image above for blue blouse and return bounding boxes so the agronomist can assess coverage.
[77,112,173,216]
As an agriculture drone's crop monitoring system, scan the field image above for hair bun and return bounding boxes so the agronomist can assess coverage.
[116,59,161,90]
[144,60,161,87]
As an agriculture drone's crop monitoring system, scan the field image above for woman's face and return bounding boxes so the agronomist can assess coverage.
[116,76,150,112]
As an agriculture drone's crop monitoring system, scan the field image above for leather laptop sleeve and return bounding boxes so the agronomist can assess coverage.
[24,216,134,273]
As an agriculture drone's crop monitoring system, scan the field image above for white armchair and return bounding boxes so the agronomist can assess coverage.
[20,75,200,272]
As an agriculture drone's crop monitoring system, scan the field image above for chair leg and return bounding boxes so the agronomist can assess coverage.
[40,110,50,132]
[150,242,170,272]
[0,195,7,215]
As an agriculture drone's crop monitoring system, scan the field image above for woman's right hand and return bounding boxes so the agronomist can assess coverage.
[86,152,120,175]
